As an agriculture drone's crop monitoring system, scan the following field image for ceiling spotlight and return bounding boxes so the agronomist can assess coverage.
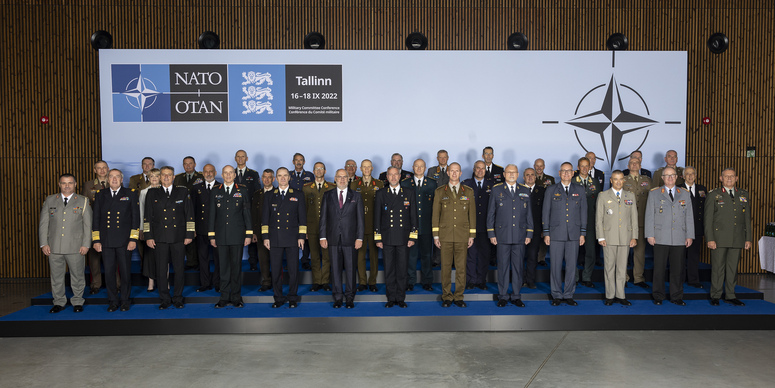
[606,33,628,51]
[198,31,220,49]
[405,32,428,50]
[304,32,326,49]
[507,32,529,50]
[707,33,729,54]
[90,30,113,51]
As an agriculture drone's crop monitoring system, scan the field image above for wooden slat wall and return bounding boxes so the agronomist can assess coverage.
[1,0,773,277]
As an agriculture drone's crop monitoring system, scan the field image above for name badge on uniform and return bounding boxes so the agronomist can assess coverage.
[519,193,529,198]
[303,177,311,181]
[442,196,449,200]
[175,200,183,204]
[717,201,725,205]
[215,195,224,199]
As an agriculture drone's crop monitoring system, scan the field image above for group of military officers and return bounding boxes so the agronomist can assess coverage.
[39,147,751,313]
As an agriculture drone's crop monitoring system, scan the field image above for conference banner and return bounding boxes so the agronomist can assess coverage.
[99,49,687,182]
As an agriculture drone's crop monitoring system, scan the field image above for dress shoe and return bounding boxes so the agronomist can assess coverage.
[120,303,131,312]
[634,282,649,289]
[260,284,272,292]
[323,284,332,291]
[422,284,433,291]
[107,304,119,312]
[604,299,614,306]
[671,299,687,306]
[173,301,185,309]
[725,298,745,306]
[272,301,284,308]
[512,299,525,308]
[196,286,212,292]
[454,300,467,308]
[618,299,632,306]
[89,288,99,295]
[432,260,441,267]
[538,261,547,266]
[333,301,342,309]
[301,262,312,270]
[653,299,663,305]
[215,301,229,309]
[551,299,562,306]
[565,298,578,306]
[250,264,258,271]
[689,282,704,289]
[233,302,244,308]
[397,301,408,308]
[73,305,84,313]
[385,301,395,308]
[146,288,155,293]
[497,299,508,307]
[288,301,298,308]
[357,284,367,292]
[345,301,355,309]
[369,285,378,292]
[442,300,452,308]
[527,283,537,289]
[159,302,172,310]
[215,287,221,293]
[465,284,475,290]
[477,283,487,290]
[581,281,595,288]
[710,298,720,306]
[310,284,321,292]
[406,284,414,291]
[49,305,65,314]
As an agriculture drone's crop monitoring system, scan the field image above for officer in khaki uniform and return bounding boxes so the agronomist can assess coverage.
[303,162,335,291]
[432,163,476,307]
[705,168,751,306]
[622,157,652,287]
[596,171,638,305]
[351,159,384,292]
[128,157,155,191]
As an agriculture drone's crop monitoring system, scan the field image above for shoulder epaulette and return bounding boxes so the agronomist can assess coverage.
[650,186,660,191]
[493,182,504,187]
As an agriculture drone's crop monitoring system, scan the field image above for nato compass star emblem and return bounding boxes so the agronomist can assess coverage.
[120,75,162,114]
[542,53,683,170]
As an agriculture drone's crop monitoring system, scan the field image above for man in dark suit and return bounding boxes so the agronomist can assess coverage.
[262,167,307,308]
[82,159,110,294]
[462,160,495,290]
[234,149,261,271]
[320,169,365,309]
[191,164,220,292]
[210,165,253,308]
[573,156,603,287]
[92,169,140,312]
[680,166,707,288]
[379,153,413,184]
[173,156,203,270]
[252,169,276,291]
[479,146,504,184]
[375,166,418,308]
[522,168,545,289]
[144,166,195,309]
[621,150,652,178]
[401,158,437,290]
[543,162,587,306]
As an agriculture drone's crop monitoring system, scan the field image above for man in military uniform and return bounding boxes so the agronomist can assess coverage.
[129,157,155,191]
[533,158,556,188]
[39,173,92,313]
[92,169,140,312]
[680,166,707,288]
[375,166,418,308]
[352,159,383,292]
[623,157,652,288]
[432,163,476,307]
[585,151,606,189]
[652,150,685,188]
[289,153,314,270]
[462,160,495,290]
[543,162,587,306]
[263,167,307,308]
[210,165,253,308]
[82,160,109,294]
[379,153,413,184]
[344,159,358,184]
[191,164,220,292]
[487,164,533,307]
[622,150,652,178]
[303,162,335,292]
[402,158,437,290]
[574,157,602,287]
[478,146,504,184]
[251,169,276,291]
[596,171,638,306]
[173,156,203,270]
[144,166,195,309]
[705,168,751,306]
[522,168,544,289]
[426,149,450,186]
[234,150,261,271]
[645,167,694,306]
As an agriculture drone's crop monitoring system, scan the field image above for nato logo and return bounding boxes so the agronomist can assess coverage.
[111,64,171,122]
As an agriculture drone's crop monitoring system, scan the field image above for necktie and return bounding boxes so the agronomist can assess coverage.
[510,186,515,195]
[339,190,344,208]
[112,190,117,197]
[281,190,285,200]
[63,197,68,206]
[478,181,482,189]
[238,170,243,181]
[207,183,211,190]
[442,168,446,174]
[453,186,458,197]
[187,174,191,182]
[226,186,230,196]
[145,176,149,183]
[318,183,321,191]
[669,189,674,201]
[565,186,569,196]
[100,181,106,187]
[166,188,170,196]
[729,189,734,199]
[418,179,422,187]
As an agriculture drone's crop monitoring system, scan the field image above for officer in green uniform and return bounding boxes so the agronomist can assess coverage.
[351,159,384,292]
[622,157,652,288]
[652,150,685,188]
[303,162,335,291]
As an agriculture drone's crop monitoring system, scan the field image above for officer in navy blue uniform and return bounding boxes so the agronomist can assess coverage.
[375,167,418,307]
[92,169,140,312]
[289,153,314,270]
[234,150,261,270]
[479,146,505,184]
[144,166,195,310]
[522,168,545,289]
[573,157,603,287]
[251,169,276,291]
[379,153,413,185]
[401,159,437,290]
[462,160,495,289]
[262,167,307,308]
[191,164,220,293]
[487,164,533,307]
[680,166,707,288]
[210,166,253,308]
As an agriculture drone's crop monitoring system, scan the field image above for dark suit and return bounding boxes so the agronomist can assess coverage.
[320,188,365,303]
[289,169,314,191]
[589,168,605,189]
[251,187,274,287]
[543,183,588,299]
[401,176,437,286]
[481,163,504,184]
[680,183,707,285]
[82,178,109,290]
[192,180,220,289]
[374,186,418,302]
[92,187,140,306]
[143,186,195,305]
[209,183,252,304]
[174,171,204,269]
[487,183,533,301]
[524,184,545,285]
[572,174,603,282]
[462,177,495,286]
[262,188,307,303]
[380,169,413,186]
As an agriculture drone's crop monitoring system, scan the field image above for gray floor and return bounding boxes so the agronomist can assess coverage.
[2,275,775,387]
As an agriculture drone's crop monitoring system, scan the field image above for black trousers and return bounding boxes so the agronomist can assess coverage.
[330,243,357,302]
[383,244,408,302]
[156,242,186,304]
[102,245,131,305]
[196,234,220,288]
[466,233,492,285]
[652,244,685,301]
[408,233,433,285]
[524,236,540,284]
[270,246,300,303]
[217,244,243,303]
[184,239,198,268]
[683,237,702,284]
